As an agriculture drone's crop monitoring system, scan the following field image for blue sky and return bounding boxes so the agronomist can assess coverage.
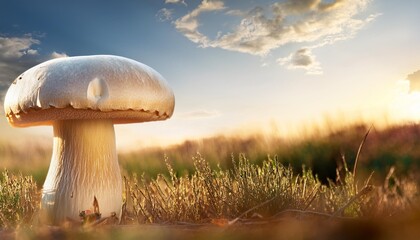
[1,0,420,150]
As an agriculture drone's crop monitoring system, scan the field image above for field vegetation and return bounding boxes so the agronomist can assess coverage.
[1,122,420,239]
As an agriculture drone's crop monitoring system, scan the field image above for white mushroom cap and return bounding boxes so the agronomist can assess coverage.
[4,55,175,127]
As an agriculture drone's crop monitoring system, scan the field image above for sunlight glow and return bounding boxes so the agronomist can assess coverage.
[389,79,420,123]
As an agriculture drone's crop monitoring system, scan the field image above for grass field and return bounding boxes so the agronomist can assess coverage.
[1,122,420,239]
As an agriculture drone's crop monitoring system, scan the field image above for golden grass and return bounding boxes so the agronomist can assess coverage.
[0,171,39,228]
[1,122,420,238]
[0,154,419,239]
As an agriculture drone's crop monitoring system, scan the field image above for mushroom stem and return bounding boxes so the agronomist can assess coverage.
[41,119,122,224]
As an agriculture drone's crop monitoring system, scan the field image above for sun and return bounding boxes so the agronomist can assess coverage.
[389,79,420,123]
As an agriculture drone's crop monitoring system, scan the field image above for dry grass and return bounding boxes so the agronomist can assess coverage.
[0,171,39,228]
[125,152,418,223]
[1,122,420,238]
[126,154,370,224]
[0,153,419,239]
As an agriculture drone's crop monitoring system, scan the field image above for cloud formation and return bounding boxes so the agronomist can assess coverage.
[177,109,221,120]
[50,51,69,59]
[0,35,39,59]
[0,35,40,101]
[0,34,66,103]
[174,0,225,45]
[165,0,186,5]
[163,0,378,74]
[407,70,420,92]
[278,48,322,75]
[156,8,174,22]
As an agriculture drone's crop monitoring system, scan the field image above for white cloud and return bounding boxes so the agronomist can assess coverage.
[165,0,186,5]
[177,109,221,119]
[0,35,41,100]
[213,0,375,55]
[50,51,69,59]
[0,35,67,102]
[156,8,174,22]
[225,9,246,17]
[277,48,322,75]
[26,49,38,55]
[0,35,40,59]
[168,0,379,74]
[174,0,225,46]
[275,11,380,74]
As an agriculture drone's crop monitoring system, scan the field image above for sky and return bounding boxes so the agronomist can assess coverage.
[1,0,420,150]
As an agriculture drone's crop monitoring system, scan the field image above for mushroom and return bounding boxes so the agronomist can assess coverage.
[3,55,175,224]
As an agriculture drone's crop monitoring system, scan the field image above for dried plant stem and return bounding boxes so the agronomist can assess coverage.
[353,125,373,176]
